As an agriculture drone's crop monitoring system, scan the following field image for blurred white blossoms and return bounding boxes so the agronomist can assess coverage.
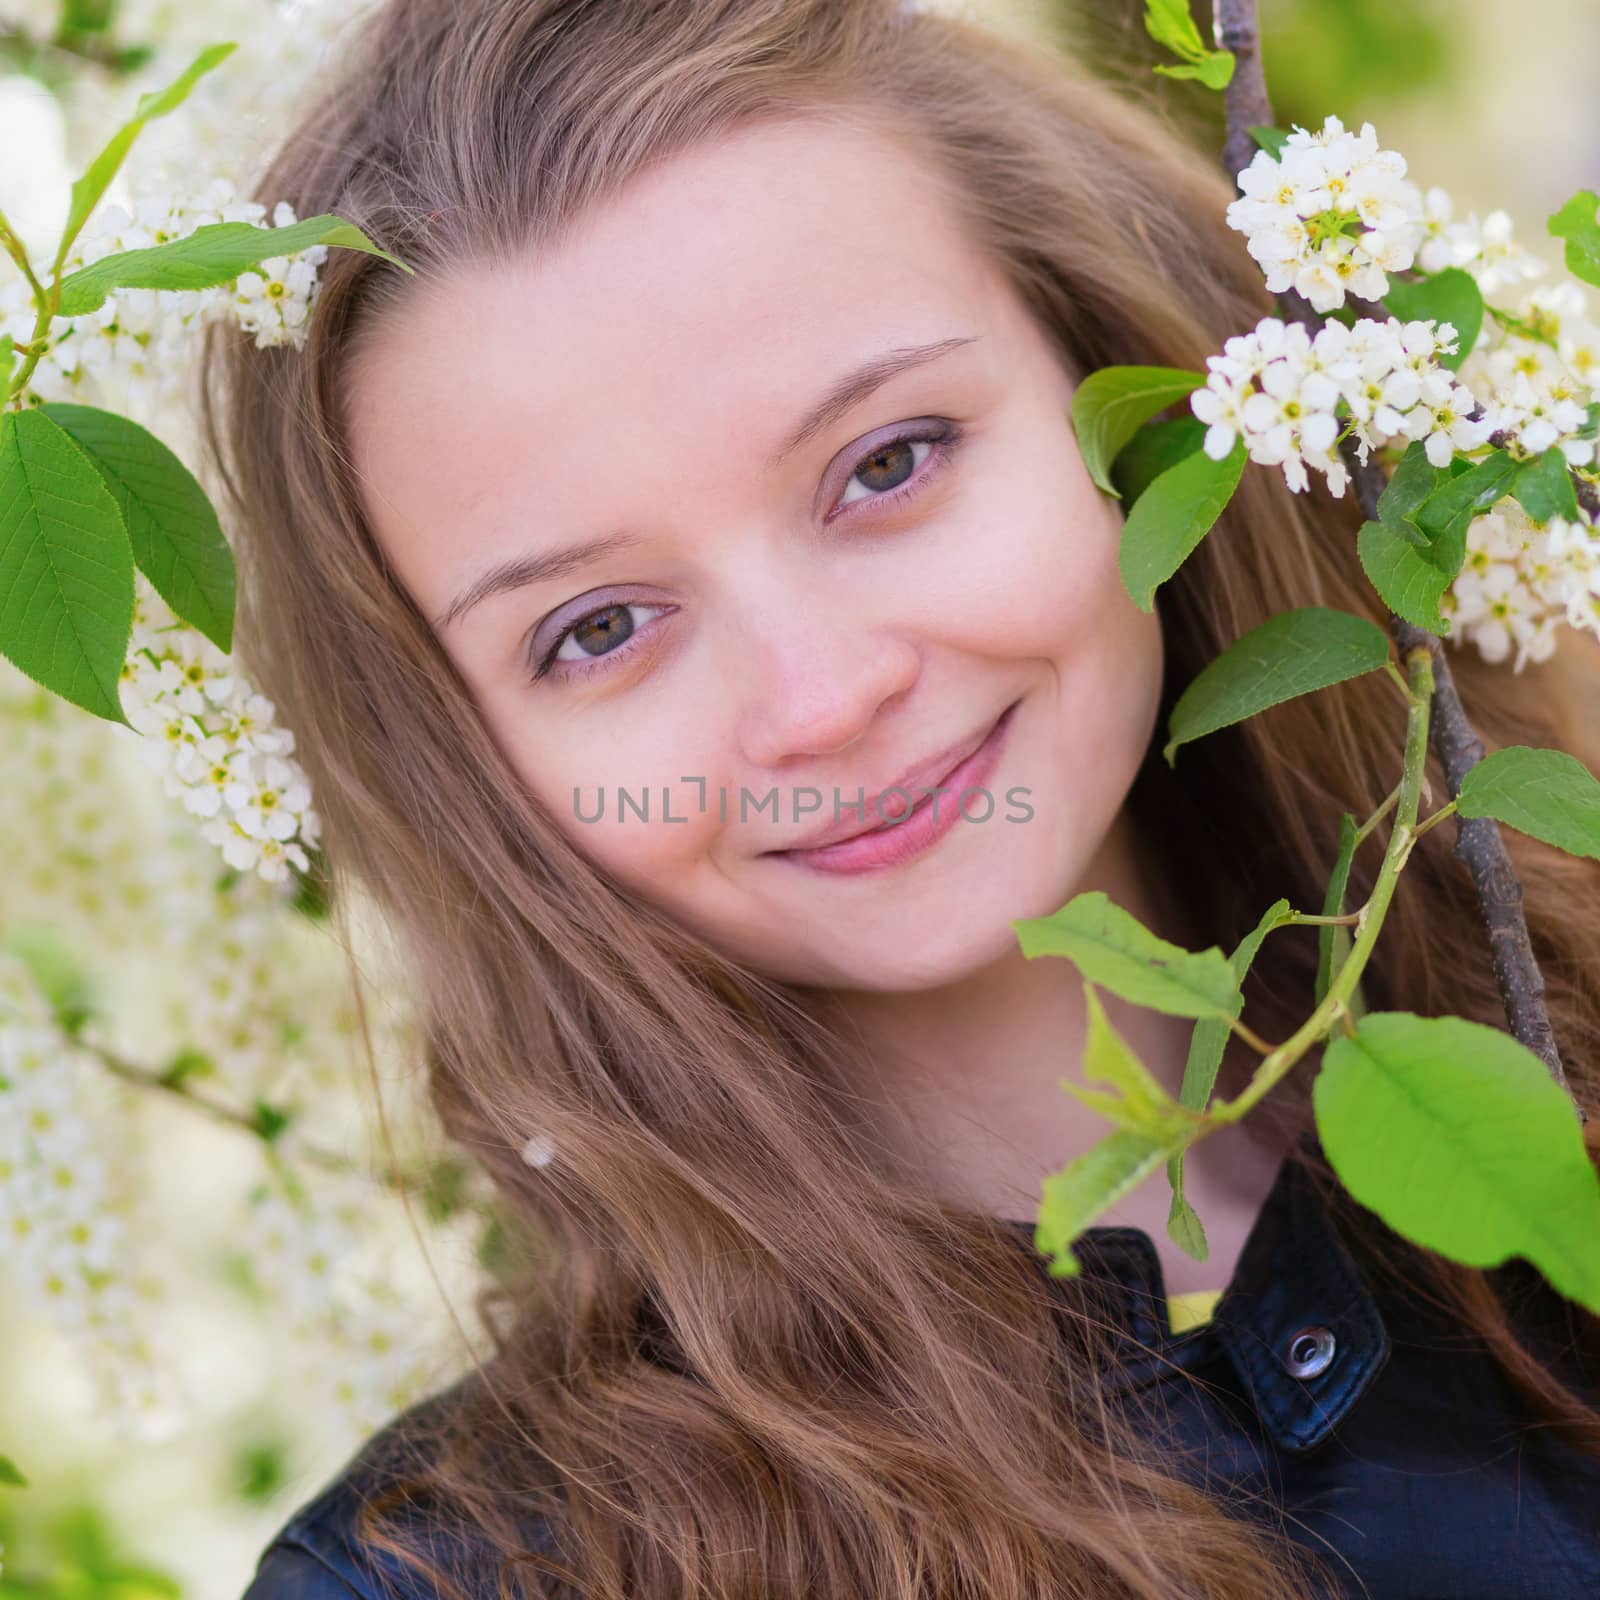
[1191,313,1493,494]
[119,574,322,884]
[0,955,187,1443]
[1,182,329,425]
[1454,277,1600,469]
[1228,116,1425,312]
[1417,187,1549,300]
[239,1170,447,1433]
[1442,502,1600,671]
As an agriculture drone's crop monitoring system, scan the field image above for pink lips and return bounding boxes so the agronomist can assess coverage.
[770,699,1018,876]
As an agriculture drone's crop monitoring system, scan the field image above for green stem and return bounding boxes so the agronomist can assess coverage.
[3,303,55,409]
[1214,644,1435,1123]
[1411,799,1458,840]
[1354,779,1403,845]
[0,205,47,311]
[0,210,58,407]
[1227,1014,1280,1055]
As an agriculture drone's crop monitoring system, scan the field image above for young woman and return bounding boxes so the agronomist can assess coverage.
[215,1,1600,1595]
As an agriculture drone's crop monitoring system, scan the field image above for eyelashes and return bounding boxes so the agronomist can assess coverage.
[526,420,965,685]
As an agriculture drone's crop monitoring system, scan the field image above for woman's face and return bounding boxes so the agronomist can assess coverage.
[347,116,1164,991]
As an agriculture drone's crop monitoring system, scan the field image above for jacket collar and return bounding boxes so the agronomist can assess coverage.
[1004,1132,1392,1454]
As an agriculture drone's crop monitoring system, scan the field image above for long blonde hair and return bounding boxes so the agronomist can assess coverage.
[200,2,1600,1595]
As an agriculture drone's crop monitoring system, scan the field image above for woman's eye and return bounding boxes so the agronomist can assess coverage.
[529,423,962,686]
[530,601,666,684]
[834,429,950,515]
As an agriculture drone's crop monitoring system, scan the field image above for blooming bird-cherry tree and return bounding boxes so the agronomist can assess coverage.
[2,0,1600,1581]
[0,11,498,1570]
[1022,1,1600,1305]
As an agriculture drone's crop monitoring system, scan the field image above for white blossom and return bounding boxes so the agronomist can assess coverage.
[1416,187,1548,301]
[1227,116,1425,312]
[1441,501,1600,670]
[1191,314,1492,496]
[120,575,321,885]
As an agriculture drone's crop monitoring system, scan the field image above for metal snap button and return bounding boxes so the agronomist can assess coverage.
[1282,1325,1337,1379]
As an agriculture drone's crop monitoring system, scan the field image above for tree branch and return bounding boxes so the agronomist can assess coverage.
[1216,0,1275,184]
[1215,0,1579,1114]
[86,1036,433,1190]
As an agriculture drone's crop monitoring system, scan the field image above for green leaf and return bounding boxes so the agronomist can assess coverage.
[1411,447,1520,577]
[1511,446,1581,526]
[55,43,237,273]
[2,924,97,1034]
[1165,895,1294,1259]
[1314,813,1360,1008]
[1377,439,1452,545]
[41,403,235,652]
[159,1047,216,1088]
[1143,0,1209,57]
[1061,980,1195,1138]
[1315,1012,1600,1315]
[1163,606,1391,766]
[1153,52,1236,89]
[63,0,115,36]
[1110,415,1206,506]
[0,409,133,725]
[1166,1189,1209,1261]
[250,1101,293,1143]
[1119,436,1246,610]
[1174,896,1294,1117]
[1248,126,1290,157]
[1357,516,1453,633]
[1070,365,1204,498]
[57,214,410,317]
[0,1451,25,1486]
[1013,889,1241,1020]
[1037,1127,1182,1278]
[1381,267,1484,371]
[1456,745,1600,861]
[289,841,334,920]
[1548,190,1600,289]
[1142,0,1235,86]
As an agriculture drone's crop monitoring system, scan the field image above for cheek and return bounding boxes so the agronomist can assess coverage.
[506,713,726,889]
[949,452,1137,665]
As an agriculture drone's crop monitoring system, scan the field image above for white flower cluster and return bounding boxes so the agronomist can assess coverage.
[1192,314,1493,494]
[1,179,328,424]
[2,645,464,1442]
[1417,188,1549,299]
[1454,278,1600,469]
[0,956,187,1442]
[241,1172,451,1432]
[58,0,376,202]
[120,574,323,884]
[1228,116,1425,312]
[1443,501,1600,671]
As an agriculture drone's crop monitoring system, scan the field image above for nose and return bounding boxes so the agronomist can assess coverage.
[732,583,921,772]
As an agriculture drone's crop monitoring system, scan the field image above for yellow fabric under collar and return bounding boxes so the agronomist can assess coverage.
[1166,1287,1223,1333]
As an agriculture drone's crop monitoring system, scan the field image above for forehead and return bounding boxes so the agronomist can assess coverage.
[346,116,1010,600]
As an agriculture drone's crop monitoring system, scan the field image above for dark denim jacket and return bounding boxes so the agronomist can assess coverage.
[240,1137,1600,1598]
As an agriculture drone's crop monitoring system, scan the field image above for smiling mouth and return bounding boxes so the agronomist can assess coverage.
[766,698,1021,856]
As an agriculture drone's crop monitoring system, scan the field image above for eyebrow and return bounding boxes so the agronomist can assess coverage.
[437,333,983,631]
